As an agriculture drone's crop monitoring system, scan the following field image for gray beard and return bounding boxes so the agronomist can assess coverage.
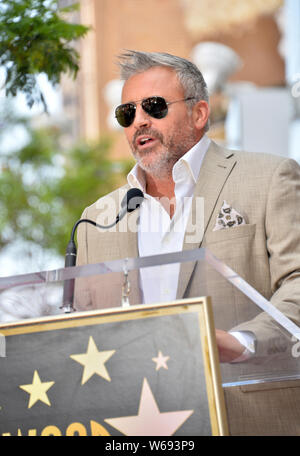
[134,147,177,179]
[130,126,198,179]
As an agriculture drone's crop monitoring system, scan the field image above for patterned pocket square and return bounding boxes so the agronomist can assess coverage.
[213,201,246,231]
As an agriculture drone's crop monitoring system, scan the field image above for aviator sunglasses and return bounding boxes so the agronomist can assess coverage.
[115,96,195,128]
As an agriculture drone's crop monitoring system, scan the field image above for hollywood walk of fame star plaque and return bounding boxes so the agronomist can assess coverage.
[0,297,228,436]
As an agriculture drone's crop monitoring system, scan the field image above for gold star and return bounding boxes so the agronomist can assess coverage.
[19,370,55,409]
[105,378,193,436]
[152,350,170,371]
[70,336,115,385]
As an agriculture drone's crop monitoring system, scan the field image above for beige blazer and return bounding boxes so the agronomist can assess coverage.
[75,141,300,435]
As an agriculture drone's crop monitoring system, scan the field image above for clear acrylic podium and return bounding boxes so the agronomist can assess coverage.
[0,247,300,436]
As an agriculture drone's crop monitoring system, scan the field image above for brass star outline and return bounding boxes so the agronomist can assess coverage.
[19,370,55,409]
[70,336,116,385]
[152,350,170,371]
[105,378,193,436]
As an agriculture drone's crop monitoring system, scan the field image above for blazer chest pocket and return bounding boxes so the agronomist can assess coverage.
[204,223,256,244]
[203,224,256,261]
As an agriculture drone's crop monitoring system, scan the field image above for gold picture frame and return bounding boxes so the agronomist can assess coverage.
[0,297,228,436]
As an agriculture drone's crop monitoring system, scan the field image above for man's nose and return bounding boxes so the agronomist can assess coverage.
[133,104,152,129]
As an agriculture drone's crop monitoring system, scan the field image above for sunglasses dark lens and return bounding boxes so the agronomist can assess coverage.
[115,103,136,127]
[142,97,168,119]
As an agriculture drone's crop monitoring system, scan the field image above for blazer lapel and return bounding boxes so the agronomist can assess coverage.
[176,141,236,299]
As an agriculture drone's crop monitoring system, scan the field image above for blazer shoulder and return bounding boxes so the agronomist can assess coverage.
[211,139,287,162]
[213,141,296,172]
[234,149,289,165]
[82,184,130,218]
[234,151,300,180]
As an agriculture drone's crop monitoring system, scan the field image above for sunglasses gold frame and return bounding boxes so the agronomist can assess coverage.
[115,96,195,127]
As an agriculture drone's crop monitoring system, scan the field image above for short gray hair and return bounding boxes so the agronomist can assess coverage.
[117,50,209,131]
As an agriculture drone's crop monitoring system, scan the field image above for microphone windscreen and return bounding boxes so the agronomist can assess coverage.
[122,188,144,213]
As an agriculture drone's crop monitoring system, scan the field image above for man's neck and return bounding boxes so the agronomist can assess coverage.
[145,172,176,218]
[145,171,174,198]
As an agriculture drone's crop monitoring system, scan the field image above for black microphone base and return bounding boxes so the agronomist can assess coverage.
[61,277,76,313]
[60,303,76,313]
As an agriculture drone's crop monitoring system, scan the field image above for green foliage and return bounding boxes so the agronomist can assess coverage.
[0,0,89,111]
[0,112,133,257]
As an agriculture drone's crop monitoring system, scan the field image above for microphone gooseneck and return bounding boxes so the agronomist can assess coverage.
[62,188,144,312]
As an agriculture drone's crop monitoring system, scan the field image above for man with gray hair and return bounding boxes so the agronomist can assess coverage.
[76,50,300,435]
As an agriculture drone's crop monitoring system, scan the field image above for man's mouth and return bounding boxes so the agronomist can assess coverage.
[136,135,158,148]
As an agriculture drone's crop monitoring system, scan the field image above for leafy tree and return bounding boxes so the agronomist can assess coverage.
[0,0,89,111]
[0,110,133,257]
[0,0,132,269]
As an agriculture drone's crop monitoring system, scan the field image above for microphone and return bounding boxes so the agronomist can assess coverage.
[62,188,144,312]
[116,187,145,223]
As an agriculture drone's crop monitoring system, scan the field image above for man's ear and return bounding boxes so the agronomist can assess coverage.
[192,100,210,131]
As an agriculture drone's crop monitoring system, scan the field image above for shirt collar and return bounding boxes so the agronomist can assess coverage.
[173,134,211,184]
[127,135,211,192]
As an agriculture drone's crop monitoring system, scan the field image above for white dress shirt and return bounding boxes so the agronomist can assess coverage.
[127,135,255,361]
[128,135,210,305]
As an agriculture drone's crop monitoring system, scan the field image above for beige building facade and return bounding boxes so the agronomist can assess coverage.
[72,0,285,157]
